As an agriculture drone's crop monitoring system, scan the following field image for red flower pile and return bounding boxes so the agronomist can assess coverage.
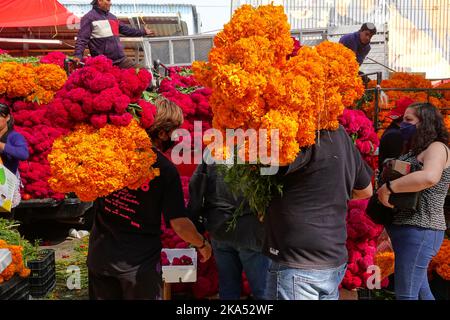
[339,108,387,290]
[160,251,193,266]
[0,97,67,199]
[343,200,386,289]
[159,67,213,155]
[0,48,8,55]
[161,251,170,266]
[339,109,380,170]
[40,52,66,69]
[46,56,153,130]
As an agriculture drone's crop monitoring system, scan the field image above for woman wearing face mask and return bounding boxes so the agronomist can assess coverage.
[88,97,211,300]
[377,102,450,300]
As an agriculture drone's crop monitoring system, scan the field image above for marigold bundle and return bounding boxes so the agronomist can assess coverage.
[0,240,31,284]
[429,239,450,280]
[0,61,66,104]
[375,251,395,280]
[48,120,159,201]
[193,4,363,165]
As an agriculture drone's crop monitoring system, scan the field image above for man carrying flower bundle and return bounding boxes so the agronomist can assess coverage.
[87,98,211,300]
[264,126,373,300]
[74,0,155,69]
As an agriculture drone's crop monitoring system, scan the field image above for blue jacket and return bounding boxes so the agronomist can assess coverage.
[339,31,371,65]
[74,6,146,64]
[1,130,29,174]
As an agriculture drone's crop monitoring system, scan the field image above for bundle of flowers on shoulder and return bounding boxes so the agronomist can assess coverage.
[219,161,283,222]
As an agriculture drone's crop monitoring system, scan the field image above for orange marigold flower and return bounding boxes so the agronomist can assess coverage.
[375,251,395,280]
[48,120,159,201]
[430,239,450,280]
[0,61,66,104]
[194,4,363,165]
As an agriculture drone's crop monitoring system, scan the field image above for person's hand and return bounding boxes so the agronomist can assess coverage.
[377,184,394,208]
[72,57,81,64]
[144,26,155,36]
[197,240,212,263]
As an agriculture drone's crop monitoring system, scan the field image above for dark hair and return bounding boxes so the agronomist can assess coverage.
[0,103,14,130]
[91,0,98,5]
[360,22,377,35]
[407,102,449,155]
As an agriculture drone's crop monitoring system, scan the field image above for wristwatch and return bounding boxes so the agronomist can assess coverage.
[195,236,207,249]
[386,180,395,194]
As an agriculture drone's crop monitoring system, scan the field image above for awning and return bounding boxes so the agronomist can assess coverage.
[0,0,79,27]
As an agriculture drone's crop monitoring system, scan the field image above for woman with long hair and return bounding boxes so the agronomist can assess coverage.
[377,102,450,300]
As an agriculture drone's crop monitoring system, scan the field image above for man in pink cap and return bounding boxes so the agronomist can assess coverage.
[378,97,415,172]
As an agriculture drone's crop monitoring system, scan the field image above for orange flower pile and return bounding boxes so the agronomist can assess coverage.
[0,240,30,284]
[193,4,363,165]
[444,115,450,134]
[374,251,395,280]
[48,120,159,201]
[435,82,450,102]
[362,73,449,135]
[0,61,66,104]
[429,239,450,280]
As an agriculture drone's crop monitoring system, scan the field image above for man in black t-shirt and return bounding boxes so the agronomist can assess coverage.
[87,98,212,300]
[264,126,373,300]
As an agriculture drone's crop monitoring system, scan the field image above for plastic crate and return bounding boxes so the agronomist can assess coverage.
[29,265,55,286]
[27,249,55,278]
[161,248,197,283]
[29,271,56,298]
[0,275,30,300]
[27,249,56,298]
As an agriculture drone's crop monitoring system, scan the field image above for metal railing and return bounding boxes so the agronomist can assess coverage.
[364,86,450,131]
[137,28,329,68]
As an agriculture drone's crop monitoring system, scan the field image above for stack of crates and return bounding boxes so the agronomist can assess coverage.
[0,276,30,300]
[27,249,56,298]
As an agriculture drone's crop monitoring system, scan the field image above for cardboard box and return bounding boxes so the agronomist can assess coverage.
[0,249,12,273]
[161,248,197,283]
[390,159,411,176]
[0,165,18,213]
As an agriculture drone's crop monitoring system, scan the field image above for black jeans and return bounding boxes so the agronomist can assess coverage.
[88,262,162,300]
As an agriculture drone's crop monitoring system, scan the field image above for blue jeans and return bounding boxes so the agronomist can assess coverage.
[211,239,269,300]
[265,260,347,300]
[386,224,444,300]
